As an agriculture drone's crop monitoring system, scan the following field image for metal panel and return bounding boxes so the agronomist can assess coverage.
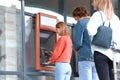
[25,0,59,13]
[24,0,91,17]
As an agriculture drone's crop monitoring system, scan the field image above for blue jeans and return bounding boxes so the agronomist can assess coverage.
[78,61,99,80]
[55,62,72,80]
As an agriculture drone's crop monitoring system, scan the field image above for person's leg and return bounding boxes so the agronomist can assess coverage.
[94,51,110,80]
[55,63,65,80]
[78,61,92,80]
[55,62,71,80]
[108,59,114,80]
[92,62,99,80]
[64,63,72,80]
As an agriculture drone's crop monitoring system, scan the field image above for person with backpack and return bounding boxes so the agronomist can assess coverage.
[87,0,120,80]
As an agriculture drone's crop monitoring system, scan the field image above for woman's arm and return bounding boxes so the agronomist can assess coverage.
[87,11,102,37]
[74,22,84,51]
[49,37,65,63]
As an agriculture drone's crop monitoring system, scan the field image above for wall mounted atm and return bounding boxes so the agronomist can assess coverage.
[35,12,58,71]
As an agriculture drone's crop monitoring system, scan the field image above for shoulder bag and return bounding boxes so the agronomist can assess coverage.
[92,12,112,48]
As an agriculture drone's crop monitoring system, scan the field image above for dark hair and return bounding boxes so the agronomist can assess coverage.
[73,6,90,18]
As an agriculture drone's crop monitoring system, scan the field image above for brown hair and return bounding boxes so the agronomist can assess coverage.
[56,22,70,36]
[72,6,90,18]
[92,0,114,19]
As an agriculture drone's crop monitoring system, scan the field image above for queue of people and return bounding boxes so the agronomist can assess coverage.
[44,0,120,80]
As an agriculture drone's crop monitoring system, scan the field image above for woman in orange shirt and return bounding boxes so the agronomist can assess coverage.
[49,22,73,80]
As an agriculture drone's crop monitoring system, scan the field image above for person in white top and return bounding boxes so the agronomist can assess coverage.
[87,0,120,80]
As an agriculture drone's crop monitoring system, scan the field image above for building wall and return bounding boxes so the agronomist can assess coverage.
[0,5,22,80]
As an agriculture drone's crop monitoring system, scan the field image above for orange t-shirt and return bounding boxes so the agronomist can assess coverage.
[50,36,72,64]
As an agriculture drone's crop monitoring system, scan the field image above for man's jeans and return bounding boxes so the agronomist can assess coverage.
[78,61,99,80]
[55,62,71,80]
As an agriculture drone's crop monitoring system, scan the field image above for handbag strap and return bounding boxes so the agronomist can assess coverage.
[99,11,110,27]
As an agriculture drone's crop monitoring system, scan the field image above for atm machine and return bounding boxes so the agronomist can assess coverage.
[35,12,58,71]
[34,12,78,80]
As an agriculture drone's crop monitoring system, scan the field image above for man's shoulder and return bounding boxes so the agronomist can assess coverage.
[79,18,90,27]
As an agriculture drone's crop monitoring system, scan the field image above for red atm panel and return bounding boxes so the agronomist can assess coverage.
[35,12,58,71]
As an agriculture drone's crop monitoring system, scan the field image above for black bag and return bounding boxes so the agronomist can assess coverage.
[92,12,112,48]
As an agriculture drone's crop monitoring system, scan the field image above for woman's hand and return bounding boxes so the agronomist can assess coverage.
[43,61,50,65]
[44,50,53,57]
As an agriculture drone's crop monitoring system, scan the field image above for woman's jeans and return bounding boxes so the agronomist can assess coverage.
[94,51,114,80]
[78,61,99,80]
[55,62,72,80]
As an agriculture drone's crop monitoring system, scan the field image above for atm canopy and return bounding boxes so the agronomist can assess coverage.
[24,0,91,17]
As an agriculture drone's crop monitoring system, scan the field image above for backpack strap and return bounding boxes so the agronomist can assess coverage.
[99,11,110,27]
